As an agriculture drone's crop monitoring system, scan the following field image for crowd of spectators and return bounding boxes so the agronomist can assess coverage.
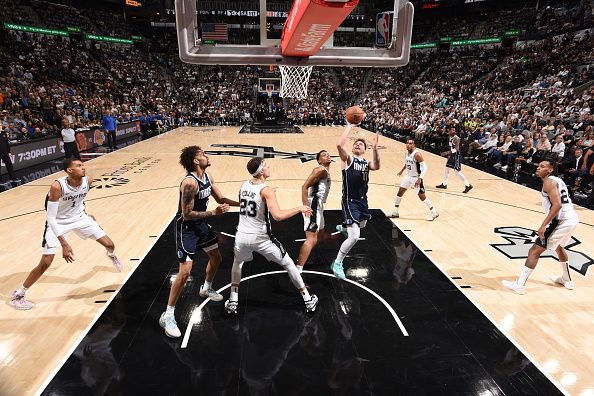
[0,0,593,206]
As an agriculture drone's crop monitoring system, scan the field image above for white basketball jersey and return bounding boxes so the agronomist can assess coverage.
[237,181,269,235]
[405,149,420,177]
[541,176,577,221]
[308,166,331,203]
[52,176,90,223]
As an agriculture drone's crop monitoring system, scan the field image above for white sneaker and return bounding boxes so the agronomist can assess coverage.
[426,212,439,221]
[493,163,501,169]
[390,209,399,218]
[501,165,508,171]
[502,280,525,295]
[9,290,34,310]
[550,276,574,290]
[159,312,181,338]
[305,295,318,312]
[199,285,223,301]
[107,252,123,272]
[224,299,238,314]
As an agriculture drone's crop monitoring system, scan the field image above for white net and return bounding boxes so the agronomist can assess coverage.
[279,65,314,99]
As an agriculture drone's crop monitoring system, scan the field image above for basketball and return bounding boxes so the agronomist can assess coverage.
[346,106,365,125]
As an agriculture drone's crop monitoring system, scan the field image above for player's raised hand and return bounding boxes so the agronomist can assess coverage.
[372,131,380,149]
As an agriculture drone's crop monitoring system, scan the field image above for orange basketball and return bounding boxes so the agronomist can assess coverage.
[346,106,365,125]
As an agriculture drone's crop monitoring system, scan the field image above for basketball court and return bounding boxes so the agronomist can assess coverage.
[0,126,593,395]
[1,0,593,394]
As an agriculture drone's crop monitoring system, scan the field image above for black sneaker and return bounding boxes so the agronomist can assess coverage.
[435,183,447,189]
[463,184,473,193]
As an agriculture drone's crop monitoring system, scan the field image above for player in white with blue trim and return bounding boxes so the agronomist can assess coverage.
[390,139,439,221]
[502,159,579,294]
[9,158,122,310]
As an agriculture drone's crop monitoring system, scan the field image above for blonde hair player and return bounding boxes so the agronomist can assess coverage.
[502,159,579,294]
[390,139,439,221]
[296,149,332,272]
[9,158,122,310]
[224,157,318,314]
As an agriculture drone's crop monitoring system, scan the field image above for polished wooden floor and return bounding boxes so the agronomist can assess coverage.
[0,126,592,395]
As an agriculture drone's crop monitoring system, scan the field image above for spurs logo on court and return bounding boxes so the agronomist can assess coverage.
[205,144,321,163]
[491,226,594,275]
[90,177,130,189]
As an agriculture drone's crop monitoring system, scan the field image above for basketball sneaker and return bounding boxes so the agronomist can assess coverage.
[331,261,346,280]
[390,208,399,218]
[224,299,238,314]
[107,252,123,272]
[305,295,319,312]
[199,285,223,301]
[463,184,473,194]
[335,225,348,238]
[159,312,181,338]
[550,276,574,290]
[435,183,447,189]
[502,280,525,295]
[426,212,439,221]
[9,290,34,310]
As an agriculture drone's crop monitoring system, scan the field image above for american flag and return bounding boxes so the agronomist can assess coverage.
[201,23,228,41]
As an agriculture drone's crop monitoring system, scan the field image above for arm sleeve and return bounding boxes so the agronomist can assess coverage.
[46,201,63,238]
[419,161,428,178]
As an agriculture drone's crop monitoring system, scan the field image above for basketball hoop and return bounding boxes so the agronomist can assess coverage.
[266,86,273,98]
[279,65,313,99]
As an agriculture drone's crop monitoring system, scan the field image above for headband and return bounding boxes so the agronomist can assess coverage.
[251,160,265,176]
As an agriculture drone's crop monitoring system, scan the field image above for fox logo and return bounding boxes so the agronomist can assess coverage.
[491,226,593,276]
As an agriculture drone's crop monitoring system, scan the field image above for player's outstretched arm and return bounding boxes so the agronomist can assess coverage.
[262,186,312,222]
[301,167,325,206]
[209,172,239,207]
[370,131,380,171]
[337,124,354,165]
[181,178,228,220]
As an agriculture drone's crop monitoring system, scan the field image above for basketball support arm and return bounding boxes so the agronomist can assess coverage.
[174,0,414,67]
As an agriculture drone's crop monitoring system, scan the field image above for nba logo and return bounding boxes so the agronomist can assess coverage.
[376,12,391,47]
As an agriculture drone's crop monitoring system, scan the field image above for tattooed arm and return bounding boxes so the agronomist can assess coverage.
[181,178,228,220]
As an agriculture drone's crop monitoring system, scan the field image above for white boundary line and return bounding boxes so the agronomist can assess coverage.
[389,216,570,396]
[34,214,177,396]
[181,269,408,348]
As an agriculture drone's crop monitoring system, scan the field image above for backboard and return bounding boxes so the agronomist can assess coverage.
[175,0,414,68]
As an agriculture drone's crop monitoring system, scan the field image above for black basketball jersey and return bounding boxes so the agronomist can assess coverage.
[342,156,369,200]
[177,172,212,222]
